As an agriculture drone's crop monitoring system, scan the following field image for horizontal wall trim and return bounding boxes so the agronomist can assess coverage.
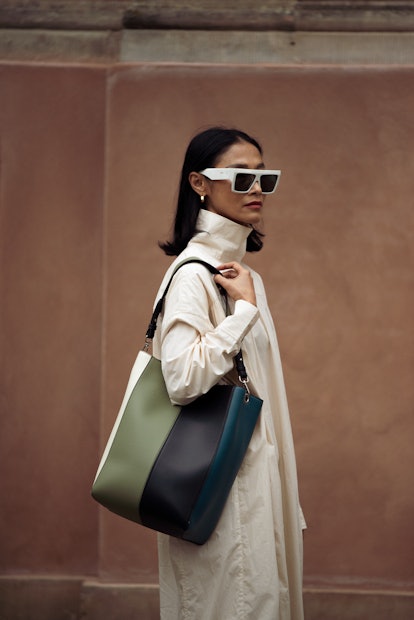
[0,29,120,64]
[0,576,413,620]
[2,28,414,66]
[120,30,414,65]
[1,1,414,33]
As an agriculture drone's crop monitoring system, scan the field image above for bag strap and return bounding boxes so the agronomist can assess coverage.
[144,258,251,397]
[145,258,221,341]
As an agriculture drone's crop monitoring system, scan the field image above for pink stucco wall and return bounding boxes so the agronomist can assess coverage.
[1,61,413,595]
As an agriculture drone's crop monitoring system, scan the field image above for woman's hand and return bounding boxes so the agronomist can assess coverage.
[214,262,257,306]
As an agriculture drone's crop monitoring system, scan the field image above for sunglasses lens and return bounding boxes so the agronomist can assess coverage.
[233,172,279,193]
[234,172,256,192]
[260,174,278,193]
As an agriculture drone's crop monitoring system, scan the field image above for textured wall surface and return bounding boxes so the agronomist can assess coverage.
[101,64,414,587]
[0,64,106,575]
[0,57,413,616]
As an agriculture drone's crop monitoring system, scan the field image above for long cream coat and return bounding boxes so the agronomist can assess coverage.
[153,210,305,620]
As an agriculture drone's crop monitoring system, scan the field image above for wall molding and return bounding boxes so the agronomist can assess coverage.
[0,576,413,620]
[1,28,414,66]
[120,29,414,65]
[2,1,414,64]
[1,0,414,33]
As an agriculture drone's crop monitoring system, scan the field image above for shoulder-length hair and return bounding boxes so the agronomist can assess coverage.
[160,127,265,256]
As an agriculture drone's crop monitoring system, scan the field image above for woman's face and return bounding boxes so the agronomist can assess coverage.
[204,140,267,227]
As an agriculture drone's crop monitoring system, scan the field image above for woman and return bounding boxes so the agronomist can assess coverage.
[153,127,305,620]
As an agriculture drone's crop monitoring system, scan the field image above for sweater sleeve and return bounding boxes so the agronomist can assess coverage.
[160,268,259,405]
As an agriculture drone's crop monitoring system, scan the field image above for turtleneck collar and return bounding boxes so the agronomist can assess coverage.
[187,210,251,263]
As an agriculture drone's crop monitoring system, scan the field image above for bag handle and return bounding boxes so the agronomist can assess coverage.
[144,258,251,398]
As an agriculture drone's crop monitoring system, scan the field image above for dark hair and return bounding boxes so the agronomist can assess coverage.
[159,126,265,256]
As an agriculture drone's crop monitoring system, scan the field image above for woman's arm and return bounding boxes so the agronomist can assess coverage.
[160,266,258,405]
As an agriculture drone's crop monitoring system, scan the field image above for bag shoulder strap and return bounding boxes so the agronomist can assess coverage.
[145,257,251,396]
[145,258,220,340]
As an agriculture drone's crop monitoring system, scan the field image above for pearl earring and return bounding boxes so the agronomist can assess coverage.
[200,195,205,204]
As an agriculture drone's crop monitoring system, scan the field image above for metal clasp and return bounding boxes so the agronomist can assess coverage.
[239,376,251,403]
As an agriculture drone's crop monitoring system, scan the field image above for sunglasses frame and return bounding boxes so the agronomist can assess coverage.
[199,167,281,194]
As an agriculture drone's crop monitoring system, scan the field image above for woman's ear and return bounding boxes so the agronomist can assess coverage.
[189,172,207,197]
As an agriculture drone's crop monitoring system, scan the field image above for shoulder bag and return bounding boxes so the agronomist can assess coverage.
[91,258,262,545]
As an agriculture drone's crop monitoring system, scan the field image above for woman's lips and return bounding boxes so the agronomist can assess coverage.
[245,201,262,209]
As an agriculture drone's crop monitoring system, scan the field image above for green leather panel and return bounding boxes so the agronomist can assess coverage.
[92,354,180,524]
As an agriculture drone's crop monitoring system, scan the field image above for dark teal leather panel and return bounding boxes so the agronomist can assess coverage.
[185,388,262,544]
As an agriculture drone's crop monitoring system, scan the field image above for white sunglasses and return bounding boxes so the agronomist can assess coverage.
[200,167,281,194]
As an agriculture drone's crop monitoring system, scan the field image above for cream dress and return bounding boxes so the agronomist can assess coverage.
[152,210,305,620]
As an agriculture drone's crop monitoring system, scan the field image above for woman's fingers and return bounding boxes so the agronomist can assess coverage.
[216,262,240,272]
[214,263,256,306]
[217,269,237,279]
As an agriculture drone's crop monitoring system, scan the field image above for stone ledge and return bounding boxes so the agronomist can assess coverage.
[1,29,414,65]
[120,29,414,65]
[0,577,160,620]
[81,581,160,620]
[305,587,414,620]
[0,29,120,64]
[0,576,413,620]
[0,1,414,33]
[0,576,83,620]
